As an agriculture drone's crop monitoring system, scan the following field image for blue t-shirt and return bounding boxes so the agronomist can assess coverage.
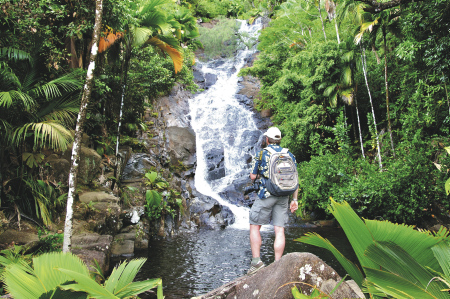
[250,144,297,199]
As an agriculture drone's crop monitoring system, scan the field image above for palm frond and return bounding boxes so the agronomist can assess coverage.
[105,258,146,293]
[342,66,352,86]
[140,10,168,29]
[146,37,183,73]
[58,268,117,299]
[132,27,153,48]
[0,47,32,63]
[365,242,442,293]
[0,90,35,109]
[328,200,380,274]
[13,121,73,151]
[3,252,90,298]
[98,29,124,53]
[35,96,80,126]
[363,267,441,299]
[32,70,83,100]
[355,19,379,44]
[431,241,450,278]
[138,0,171,15]
[0,67,22,91]
[364,219,445,273]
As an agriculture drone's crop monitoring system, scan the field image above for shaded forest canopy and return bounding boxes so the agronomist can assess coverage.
[1,0,449,229]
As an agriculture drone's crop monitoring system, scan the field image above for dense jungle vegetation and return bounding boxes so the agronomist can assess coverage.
[0,0,449,245]
[1,0,450,297]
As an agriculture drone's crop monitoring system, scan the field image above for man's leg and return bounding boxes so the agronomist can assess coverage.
[274,225,285,261]
[250,224,262,258]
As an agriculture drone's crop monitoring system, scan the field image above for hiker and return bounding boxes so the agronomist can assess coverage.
[247,126,299,275]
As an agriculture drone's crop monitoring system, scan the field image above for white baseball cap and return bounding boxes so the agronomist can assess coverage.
[264,127,282,141]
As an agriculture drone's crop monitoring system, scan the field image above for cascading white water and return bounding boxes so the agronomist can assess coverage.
[189,19,263,229]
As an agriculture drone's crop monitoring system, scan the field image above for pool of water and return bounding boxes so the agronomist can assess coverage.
[131,226,357,298]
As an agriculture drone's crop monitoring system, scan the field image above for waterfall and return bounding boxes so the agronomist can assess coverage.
[189,19,263,229]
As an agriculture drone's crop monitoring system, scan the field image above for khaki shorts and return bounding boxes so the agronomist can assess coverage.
[249,195,289,227]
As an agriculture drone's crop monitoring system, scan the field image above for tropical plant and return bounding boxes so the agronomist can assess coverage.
[97,0,184,191]
[1,251,163,298]
[0,48,82,153]
[296,199,450,298]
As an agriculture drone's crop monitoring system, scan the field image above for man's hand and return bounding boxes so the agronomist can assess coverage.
[290,200,298,213]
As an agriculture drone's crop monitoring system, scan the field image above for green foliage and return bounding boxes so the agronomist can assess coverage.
[143,170,182,223]
[197,17,241,60]
[23,178,67,226]
[296,200,450,298]
[298,140,448,225]
[1,252,163,299]
[36,229,63,253]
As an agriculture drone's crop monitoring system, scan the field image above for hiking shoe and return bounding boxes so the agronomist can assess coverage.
[247,261,265,275]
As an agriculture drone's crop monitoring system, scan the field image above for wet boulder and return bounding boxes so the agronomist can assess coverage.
[204,73,218,89]
[205,147,225,181]
[166,126,196,168]
[189,194,235,229]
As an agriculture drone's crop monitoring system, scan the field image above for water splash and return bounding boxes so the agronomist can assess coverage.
[190,19,263,229]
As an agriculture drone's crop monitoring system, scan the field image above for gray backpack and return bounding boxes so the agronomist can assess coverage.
[263,147,298,197]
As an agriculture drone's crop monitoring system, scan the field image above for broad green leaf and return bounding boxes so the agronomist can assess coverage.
[364,267,443,299]
[328,200,379,274]
[365,241,440,293]
[292,286,309,299]
[431,242,450,278]
[57,268,117,299]
[445,178,450,196]
[146,190,162,207]
[3,252,90,298]
[365,219,444,273]
[145,171,158,183]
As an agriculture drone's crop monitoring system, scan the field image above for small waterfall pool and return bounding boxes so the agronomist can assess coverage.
[135,19,356,298]
[136,227,356,298]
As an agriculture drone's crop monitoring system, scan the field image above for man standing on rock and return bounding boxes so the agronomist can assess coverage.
[247,127,299,275]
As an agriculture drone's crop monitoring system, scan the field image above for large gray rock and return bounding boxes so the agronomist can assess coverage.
[197,252,362,299]
[189,194,235,229]
[61,145,102,185]
[166,126,196,166]
[77,191,122,235]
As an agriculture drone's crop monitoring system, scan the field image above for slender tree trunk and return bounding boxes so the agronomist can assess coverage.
[383,31,395,157]
[111,47,131,191]
[372,44,381,64]
[360,43,382,169]
[354,85,365,158]
[63,0,103,253]
[335,18,340,44]
[317,3,327,41]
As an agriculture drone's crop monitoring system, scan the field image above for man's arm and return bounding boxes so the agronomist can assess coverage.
[290,187,299,213]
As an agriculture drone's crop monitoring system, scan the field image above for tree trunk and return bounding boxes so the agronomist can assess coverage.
[360,43,382,169]
[354,86,365,158]
[383,31,395,157]
[318,3,327,41]
[334,18,340,44]
[111,46,131,191]
[63,0,103,253]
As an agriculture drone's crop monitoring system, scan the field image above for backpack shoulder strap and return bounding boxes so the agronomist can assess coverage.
[265,147,276,155]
